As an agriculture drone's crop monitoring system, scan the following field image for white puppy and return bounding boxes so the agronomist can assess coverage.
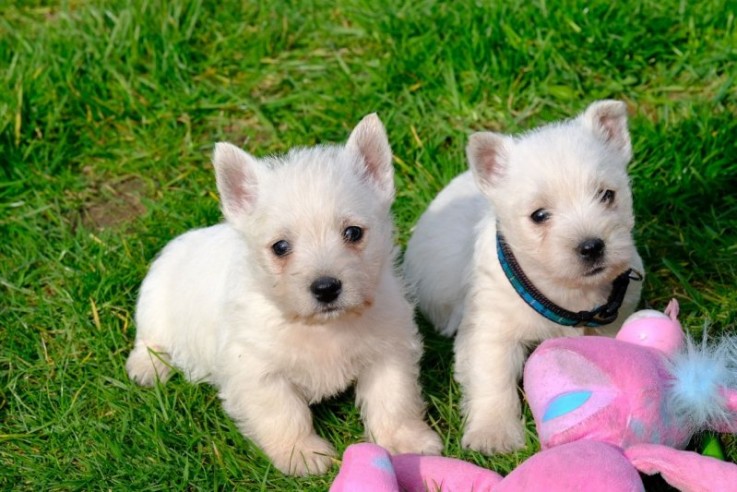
[404,101,644,454]
[126,114,442,475]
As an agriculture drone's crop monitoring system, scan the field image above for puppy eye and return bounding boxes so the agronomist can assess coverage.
[599,189,616,205]
[343,226,364,243]
[271,240,291,257]
[530,209,551,224]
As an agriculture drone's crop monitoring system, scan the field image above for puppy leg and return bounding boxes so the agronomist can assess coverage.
[356,355,443,455]
[456,333,527,454]
[219,374,336,476]
[126,342,172,386]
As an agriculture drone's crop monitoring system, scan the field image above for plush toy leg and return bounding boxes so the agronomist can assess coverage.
[330,444,503,492]
[495,441,644,492]
[626,443,737,492]
[390,453,503,492]
[330,443,400,492]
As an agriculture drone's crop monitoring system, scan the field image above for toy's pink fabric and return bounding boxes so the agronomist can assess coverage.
[525,336,691,450]
[495,441,644,492]
[626,443,737,492]
[329,443,502,492]
[330,443,399,492]
[332,442,647,492]
[716,389,737,434]
[616,314,684,354]
[728,390,737,415]
[392,453,502,491]
[330,301,737,491]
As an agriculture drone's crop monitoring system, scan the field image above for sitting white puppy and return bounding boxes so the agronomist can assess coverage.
[404,101,644,454]
[126,114,442,475]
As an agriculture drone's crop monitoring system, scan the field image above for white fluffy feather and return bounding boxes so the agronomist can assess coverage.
[667,331,737,431]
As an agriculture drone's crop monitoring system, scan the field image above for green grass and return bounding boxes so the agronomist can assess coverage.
[2,0,736,489]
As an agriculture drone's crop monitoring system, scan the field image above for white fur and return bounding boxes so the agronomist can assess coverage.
[404,101,644,454]
[126,114,441,476]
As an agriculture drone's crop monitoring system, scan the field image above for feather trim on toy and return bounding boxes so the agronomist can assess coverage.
[666,331,737,432]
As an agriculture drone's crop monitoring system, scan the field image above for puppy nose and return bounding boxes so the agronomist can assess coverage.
[578,238,605,261]
[310,276,342,303]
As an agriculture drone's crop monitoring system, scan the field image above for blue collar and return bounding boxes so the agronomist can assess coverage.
[496,233,642,327]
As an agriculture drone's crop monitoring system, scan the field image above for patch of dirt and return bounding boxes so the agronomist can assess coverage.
[80,175,147,231]
[213,112,277,150]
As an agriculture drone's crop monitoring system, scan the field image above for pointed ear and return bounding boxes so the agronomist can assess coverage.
[582,100,632,161]
[466,132,512,195]
[212,142,259,222]
[346,113,394,203]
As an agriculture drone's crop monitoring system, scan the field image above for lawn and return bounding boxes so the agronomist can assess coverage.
[1,0,736,489]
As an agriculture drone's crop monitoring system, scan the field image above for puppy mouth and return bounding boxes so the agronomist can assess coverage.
[317,304,343,314]
[309,297,373,322]
[584,266,606,277]
[295,305,345,324]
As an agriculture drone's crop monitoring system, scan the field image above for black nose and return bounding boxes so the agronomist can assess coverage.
[310,276,342,304]
[578,238,605,262]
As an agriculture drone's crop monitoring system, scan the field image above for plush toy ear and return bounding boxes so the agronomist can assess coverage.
[346,113,395,204]
[466,131,513,196]
[212,142,260,222]
[626,443,737,492]
[581,100,632,163]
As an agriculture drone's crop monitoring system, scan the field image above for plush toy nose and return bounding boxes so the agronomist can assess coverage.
[310,276,342,303]
[578,238,605,262]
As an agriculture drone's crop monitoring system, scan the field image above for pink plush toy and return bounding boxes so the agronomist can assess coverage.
[331,300,737,491]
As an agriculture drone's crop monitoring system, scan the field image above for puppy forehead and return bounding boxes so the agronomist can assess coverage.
[493,132,629,214]
[257,151,377,227]
[513,130,626,184]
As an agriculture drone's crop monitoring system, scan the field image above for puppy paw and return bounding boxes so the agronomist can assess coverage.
[126,344,171,387]
[376,421,443,456]
[270,433,336,476]
[461,421,525,455]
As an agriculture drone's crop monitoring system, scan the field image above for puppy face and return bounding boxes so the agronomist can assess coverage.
[212,114,396,322]
[468,101,638,288]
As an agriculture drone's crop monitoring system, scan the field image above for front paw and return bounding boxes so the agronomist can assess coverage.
[268,433,336,476]
[376,421,443,456]
[461,420,525,455]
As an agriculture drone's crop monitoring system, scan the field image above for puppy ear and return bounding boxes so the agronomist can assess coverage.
[212,142,259,221]
[582,100,632,161]
[467,132,512,194]
[346,113,395,203]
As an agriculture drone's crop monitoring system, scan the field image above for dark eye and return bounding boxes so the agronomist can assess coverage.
[271,240,291,257]
[599,189,616,204]
[343,226,364,243]
[530,208,551,224]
